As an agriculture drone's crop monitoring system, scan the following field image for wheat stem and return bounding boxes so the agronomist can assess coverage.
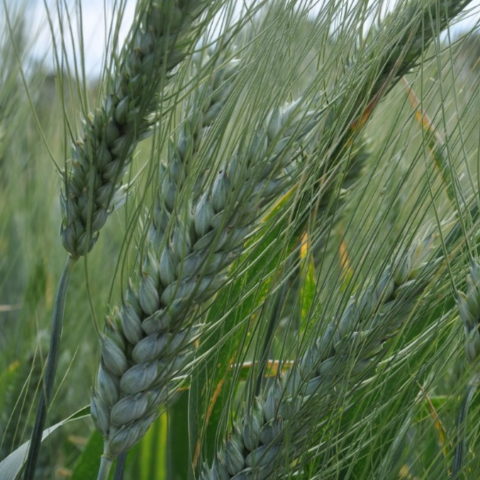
[113,452,127,480]
[23,255,76,480]
[97,455,114,480]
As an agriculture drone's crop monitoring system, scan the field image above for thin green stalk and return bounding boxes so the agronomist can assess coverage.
[113,452,127,480]
[97,454,114,480]
[452,382,478,479]
[23,255,76,480]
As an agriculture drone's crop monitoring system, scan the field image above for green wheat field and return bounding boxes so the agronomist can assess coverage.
[2,1,480,479]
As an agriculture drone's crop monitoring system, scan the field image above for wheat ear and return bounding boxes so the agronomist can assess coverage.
[91,86,325,477]
[292,0,473,239]
[23,3,216,479]
[91,57,242,467]
[366,0,472,96]
[61,0,214,258]
[199,238,434,480]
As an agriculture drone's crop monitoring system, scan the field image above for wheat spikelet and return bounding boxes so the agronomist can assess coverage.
[199,238,434,480]
[60,0,214,258]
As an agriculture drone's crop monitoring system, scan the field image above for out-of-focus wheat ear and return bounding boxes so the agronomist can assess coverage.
[452,259,480,478]
[60,0,216,259]
[199,237,435,480]
[456,260,480,366]
[293,0,474,243]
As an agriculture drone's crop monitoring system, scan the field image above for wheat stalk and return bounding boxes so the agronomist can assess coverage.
[199,237,435,480]
[90,1,474,477]
[92,1,474,473]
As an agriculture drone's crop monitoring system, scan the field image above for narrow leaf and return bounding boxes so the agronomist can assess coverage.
[0,406,90,480]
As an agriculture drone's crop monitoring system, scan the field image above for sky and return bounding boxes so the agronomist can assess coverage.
[20,0,480,77]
